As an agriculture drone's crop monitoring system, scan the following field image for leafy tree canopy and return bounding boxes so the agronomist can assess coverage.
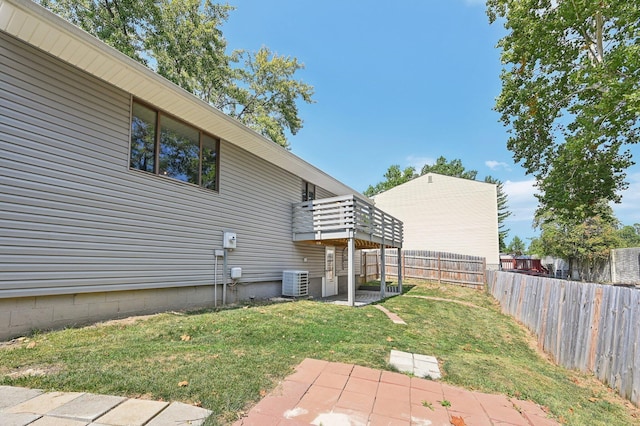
[421,156,478,180]
[506,235,526,255]
[617,223,640,247]
[487,0,640,224]
[363,165,416,197]
[39,0,314,148]
[366,156,479,197]
[527,236,544,257]
[485,175,511,251]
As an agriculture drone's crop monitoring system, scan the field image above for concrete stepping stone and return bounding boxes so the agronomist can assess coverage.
[0,412,42,426]
[30,416,88,425]
[0,386,43,410]
[146,402,212,426]
[4,391,84,415]
[390,349,442,379]
[92,398,168,425]
[0,387,212,426]
[47,393,126,422]
[373,305,407,324]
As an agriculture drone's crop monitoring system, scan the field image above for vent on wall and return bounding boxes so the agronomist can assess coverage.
[282,270,309,297]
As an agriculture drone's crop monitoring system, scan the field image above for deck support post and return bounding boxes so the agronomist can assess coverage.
[397,247,402,294]
[347,237,355,307]
[380,245,386,299]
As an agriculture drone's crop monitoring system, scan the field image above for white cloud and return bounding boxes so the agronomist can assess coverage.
[503,179,538,223]
[405,155,435,171]
[485,160,512,171]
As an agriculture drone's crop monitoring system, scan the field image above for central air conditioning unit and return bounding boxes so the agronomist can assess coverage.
[282,270,309,297]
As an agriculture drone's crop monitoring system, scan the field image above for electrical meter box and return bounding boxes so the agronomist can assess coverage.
[223,231,237,249]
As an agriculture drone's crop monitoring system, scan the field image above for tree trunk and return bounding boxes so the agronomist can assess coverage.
[596,10,604,63]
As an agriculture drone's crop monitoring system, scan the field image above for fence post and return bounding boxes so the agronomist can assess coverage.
[438,253,441,284]
[397,247,402,293]
[482,258,487,286]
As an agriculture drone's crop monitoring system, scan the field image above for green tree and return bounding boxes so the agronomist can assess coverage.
[485,175,511,251]
[39,0,155,62]
[39,0,314,148]
[364,165,416,197]
[228,48,314,147]
[487,0,640,224]
[617,223,640,247]
[535,205,622,282]
[506,236,526,255]
[144,0,235,105]
[527,237,544,257]
[420,156,478,180]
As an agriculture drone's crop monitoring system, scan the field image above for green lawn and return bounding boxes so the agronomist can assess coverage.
[0,279,637,425]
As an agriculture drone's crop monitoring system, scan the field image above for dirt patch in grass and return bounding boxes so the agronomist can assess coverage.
[93,314,159,328]
[3,364,64,379]
[0,336,33,350]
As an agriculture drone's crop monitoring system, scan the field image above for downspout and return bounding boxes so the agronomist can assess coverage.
[213,249,224,307]
[380,214,386,299]
[380,245,386,299]
[214,252,218,307]
[223,249,228,305]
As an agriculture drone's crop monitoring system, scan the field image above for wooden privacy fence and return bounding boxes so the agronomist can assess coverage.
[487,270,640,407]
[363,250,486,288]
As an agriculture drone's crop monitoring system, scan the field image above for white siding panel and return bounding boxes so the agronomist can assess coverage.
[58,37,84,63]
[35,28,62,54]
[373,173,500,267]
[1,2,27,34]
[74,48,99,70]
[27,22,48,47]
[0,31,327,298]
[49,32,69,57]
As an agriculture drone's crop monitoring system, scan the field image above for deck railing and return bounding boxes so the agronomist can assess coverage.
[292,195,403,248]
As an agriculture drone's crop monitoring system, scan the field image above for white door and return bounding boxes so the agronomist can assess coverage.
[322,246,338,297]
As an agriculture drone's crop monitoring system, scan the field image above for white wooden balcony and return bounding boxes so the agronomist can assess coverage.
[292,195,403,249]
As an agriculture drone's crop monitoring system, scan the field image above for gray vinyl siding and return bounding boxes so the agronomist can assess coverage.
[315,186,333,200]
[0,31,328,298]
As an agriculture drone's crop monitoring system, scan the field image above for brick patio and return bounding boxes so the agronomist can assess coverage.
[233,358,559,426]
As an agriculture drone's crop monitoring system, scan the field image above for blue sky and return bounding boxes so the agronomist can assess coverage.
[222,0,640,245]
